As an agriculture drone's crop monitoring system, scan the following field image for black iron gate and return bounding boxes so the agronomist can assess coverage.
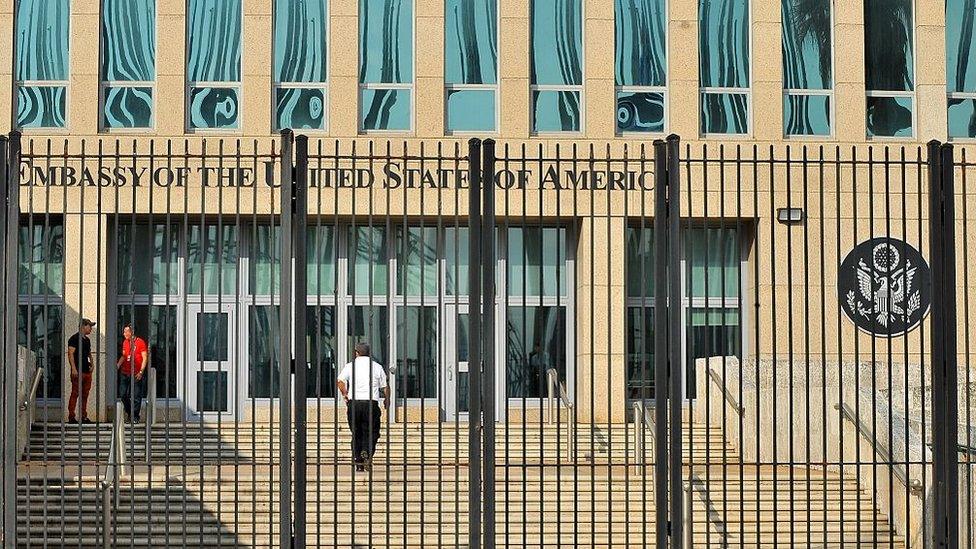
[0,131,968,548]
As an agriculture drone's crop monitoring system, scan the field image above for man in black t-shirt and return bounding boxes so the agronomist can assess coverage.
[67,318,95,424]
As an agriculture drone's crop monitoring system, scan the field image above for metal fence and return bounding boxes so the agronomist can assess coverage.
[0,130,969,548]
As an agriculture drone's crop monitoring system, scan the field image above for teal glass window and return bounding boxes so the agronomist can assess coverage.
[614,0,667,133]
[19,221,64,296]
[947,0,976,138]
[445,0,498,132]
[506,306,566,398]
[359,0,414,131]
[396,306,437,398]
[396,226,438,297]
[249,305,281,398]
[117,222,179,296]
[699,0,750,134]
[15,0,70,128]
[101,0,156,129]
[626,225,742,399]
[186,0,242,130]
[507,227,567,298]
[530,0,583,132]
[274,0,327,130]
[781,0,832,136]
[18,305,63,399]
[249,224,336,296]
[117,305,177,398]
[864,0,914,137]
[348,226,389,296]
[187,224,239,295]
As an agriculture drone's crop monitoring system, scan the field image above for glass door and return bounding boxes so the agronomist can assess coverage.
[186,303,236,420]
[444,305,469,421]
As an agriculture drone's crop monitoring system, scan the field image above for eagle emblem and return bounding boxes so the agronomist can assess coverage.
[840,238,930,337]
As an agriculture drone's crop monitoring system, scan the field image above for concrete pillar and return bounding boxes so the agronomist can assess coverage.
[158,0,187,136]
[416,0,445,138]
[70,1,100,135]
[752,0,783,141]
[584,0,615,139]
[331,0,360,137]
[0,0,14,134]
[243,0,273,136]
[668,0,699,138]
[62,213,112,421]
[574,216,626,424]
[834,0,867,142]
[498,0,529,138]
[916,0,947,142]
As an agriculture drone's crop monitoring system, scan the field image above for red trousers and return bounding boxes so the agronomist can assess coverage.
[68,372,92,420]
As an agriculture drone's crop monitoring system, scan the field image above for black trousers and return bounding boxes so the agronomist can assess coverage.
[347,400,381,464]
[118,373,144,420]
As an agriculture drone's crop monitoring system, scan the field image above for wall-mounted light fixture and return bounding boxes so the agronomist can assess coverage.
[776,207,804,225]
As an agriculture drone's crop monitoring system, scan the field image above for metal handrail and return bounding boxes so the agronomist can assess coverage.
[19,366,43,412]
[145,367,156,460]
[632,400,655,462]
[546,368,576,461]
[705,368,745,416]
[101,401,127,549]
[835,403,924,495]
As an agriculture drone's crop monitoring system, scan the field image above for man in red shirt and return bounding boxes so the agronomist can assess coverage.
[117,323,148,423]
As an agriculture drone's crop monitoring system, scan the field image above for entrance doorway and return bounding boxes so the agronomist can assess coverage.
[443,305,469,421]
[186,303,237,420]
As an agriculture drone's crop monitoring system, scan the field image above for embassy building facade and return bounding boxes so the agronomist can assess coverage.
[1,0,972,427]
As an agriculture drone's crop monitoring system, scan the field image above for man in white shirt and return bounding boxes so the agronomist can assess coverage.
[337,342,389,471]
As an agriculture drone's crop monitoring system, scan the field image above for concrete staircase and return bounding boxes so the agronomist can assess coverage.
[15,421,906,547]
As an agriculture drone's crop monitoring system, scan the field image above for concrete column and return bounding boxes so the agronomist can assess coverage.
[243,0,273,136]
[416,0,445,137]
[331,0,360,137]
[62,213,112,422]
[574,216,626,424]
[0,0,13,134]
[157,0,187,135]
[752,0,783,141]
[916,0,947,142]
[668,0,699,137]
[498,0,529,138]
[834,0,867,142]
[584,0,615,139]
[69,1,100,135]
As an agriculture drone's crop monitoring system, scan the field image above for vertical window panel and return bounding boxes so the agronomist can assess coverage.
[19,222,64,296]
[445,0,497,84]
[947,0,976,137]
[864,0,914,137]
[274,0,328,130]
[117,222,178,296]
[117,305,178,398]
[396,306,437,399]
[249,305,281,398]
[347,305,390,370]
[359,0,414,131]
[306,306,337,398]
[530,0,582,133]
[781,0,832,136]
[17,305,63,400]
[506,306,566,399]
[187,224,238,295]
[186,0,242,130]
[396,226,438,297]
[507,227,567,298]
[15,0,70,129]
[348,226,389,295]
[698,0,750,135]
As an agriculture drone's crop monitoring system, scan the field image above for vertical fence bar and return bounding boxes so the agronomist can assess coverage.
[481,138,497,549]
[2,132,20,549]
[278,129,295,549]
[467,138,483,549]
[666,134,684,548]
[930,140,959,549]
[652,139,669,549]
[293,134,309,548]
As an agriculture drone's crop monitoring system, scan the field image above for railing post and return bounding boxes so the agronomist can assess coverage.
[666,134,684,549]
[652,138,669,549]
[293,134,308,548]
[928,140,959,549]
[467,137,483,549]
[3,131,20,549]
[277,129,295,549]
[481,138,497,549]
